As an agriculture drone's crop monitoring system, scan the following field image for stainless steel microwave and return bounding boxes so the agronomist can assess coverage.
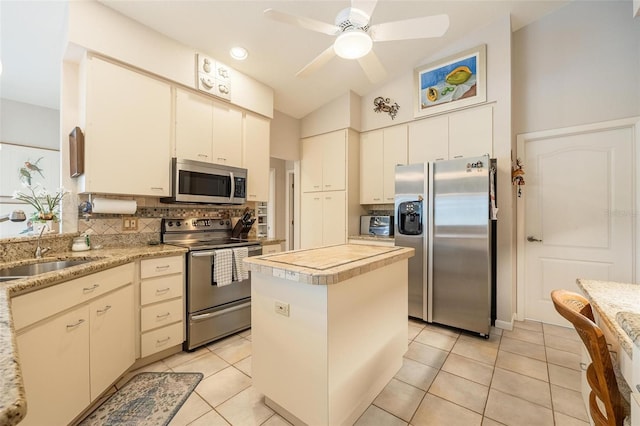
[161,158,247,204]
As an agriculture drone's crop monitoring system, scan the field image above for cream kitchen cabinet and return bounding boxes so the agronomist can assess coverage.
[300,191,346,249]
[262,242,282,254]
[408,105,493,163]
[14,263,135,426]
[301,130,346,192]
[243,113,270,201]
[175,88,242,167]
[80,56,171,197]
[360,125,408,204]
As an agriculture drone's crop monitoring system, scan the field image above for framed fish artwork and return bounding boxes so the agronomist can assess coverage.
[413,44,486,118]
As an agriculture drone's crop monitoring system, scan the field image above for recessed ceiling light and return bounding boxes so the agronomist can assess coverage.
[229,46,248,61]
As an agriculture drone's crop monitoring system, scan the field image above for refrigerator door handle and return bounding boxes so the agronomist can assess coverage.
[426,162,434,323]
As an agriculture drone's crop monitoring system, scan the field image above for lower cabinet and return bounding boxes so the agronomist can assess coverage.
[262,242,282,254]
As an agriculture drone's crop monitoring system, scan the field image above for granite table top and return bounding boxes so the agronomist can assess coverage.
[244,243,414,285]
[0,244,187,426]
[576,279,640,358]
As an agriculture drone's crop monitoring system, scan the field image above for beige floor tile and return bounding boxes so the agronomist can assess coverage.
[215,386,274,425]
[428,371,489,414]
[490,326,503,336]
[482,418,506,426]
[441,353,494,386]
[513,319,543,332]
[233,356,252,378]
[554,411,590,426]
[458,332,501,347]
[414,327,458,351]
[450,338,498,366]
[164,348,210,369]
[544,334,582,355]
[238,329,251,339]
[373,378,425,422]
[499,336,546,361]
[423,323,460,338]
[495,350,548,382]
[405,341,449,369]
[206,334,244,351]
[411,393,482,426]
[548,364,581,392]
[195,366,252,408]
[211,338,252,364]
[501,327,545,345]
[354,405,408,426]
[261,414,293,425]
[408,323,424,341]
[490,368,552,408]
[484,389,554,426]
[169,392,212,426]
[546,347,582,371]
[395,357,438,391]
[172,351,229,378]
[543,323,580,341]
[184,409,230,426]
[550,384,589,422]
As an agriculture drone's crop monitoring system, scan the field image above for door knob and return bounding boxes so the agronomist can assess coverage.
[527,236,542,242]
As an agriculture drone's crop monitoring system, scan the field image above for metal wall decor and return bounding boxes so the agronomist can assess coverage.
[512,158,525,197]
[373,96,400,120]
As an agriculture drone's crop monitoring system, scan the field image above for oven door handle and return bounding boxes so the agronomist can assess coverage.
[191,301,251,322]
[191,251,216,258]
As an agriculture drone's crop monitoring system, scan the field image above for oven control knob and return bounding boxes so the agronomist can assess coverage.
[219,220,224,226]
[175,221,181,227]
[226,220,230,225]
[167,221,173,227]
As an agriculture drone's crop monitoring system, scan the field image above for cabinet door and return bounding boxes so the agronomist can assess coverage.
[322,191,346,246]
[301,136,324,192]
[84,57,171,196]
[360,130,384,204]
[17,305,90,426]
[212,103,243,167]
[383,125,408,202]
[300,192,324,249]
[448,106,493,159]
[408,116,449,163]
[175,89,214,162]
[90,284,135,400]
[322,131,346,191]
[243,113,270,201]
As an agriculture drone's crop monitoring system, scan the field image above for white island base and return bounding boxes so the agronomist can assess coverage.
[246,244,412,426]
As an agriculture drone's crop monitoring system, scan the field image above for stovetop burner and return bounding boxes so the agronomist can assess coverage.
[160,217,260,251]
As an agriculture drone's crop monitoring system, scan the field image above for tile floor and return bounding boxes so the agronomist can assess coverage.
[114,319,590,426]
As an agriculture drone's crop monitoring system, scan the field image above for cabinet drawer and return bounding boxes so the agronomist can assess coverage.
[141,256,184,279]
[140,274,183,306]
[262,243,282,254]
[141,298,184,332]
[12,263,134,331]
[141,322,183,358]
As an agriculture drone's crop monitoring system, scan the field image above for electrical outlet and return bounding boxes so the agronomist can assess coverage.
[275,301,290,317]
[122,218,130,230]
[122,217,138,231]
[130,218,138,230]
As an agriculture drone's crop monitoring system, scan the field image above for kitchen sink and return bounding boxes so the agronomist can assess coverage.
[0,259,95,281]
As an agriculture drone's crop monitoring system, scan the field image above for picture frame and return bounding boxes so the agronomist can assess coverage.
[414,44,486,118]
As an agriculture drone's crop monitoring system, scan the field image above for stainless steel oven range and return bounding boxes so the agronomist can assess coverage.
[161,217,262,351]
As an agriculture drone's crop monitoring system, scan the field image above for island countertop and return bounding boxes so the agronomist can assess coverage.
[244,244,414,285]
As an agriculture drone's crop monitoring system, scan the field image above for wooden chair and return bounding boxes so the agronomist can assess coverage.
[550,289,628,426]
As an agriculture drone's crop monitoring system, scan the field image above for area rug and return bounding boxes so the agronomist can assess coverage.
[78,372,203,426]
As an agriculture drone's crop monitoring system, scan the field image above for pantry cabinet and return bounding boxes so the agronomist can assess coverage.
[243,113,270,201]
[360,125,408,204]
[408,105,493,163]
[300,191,346,249]
[301,131,346,192]
[80,56,171,196]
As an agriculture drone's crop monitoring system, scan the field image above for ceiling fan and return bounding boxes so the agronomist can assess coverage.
[264,0,449,83]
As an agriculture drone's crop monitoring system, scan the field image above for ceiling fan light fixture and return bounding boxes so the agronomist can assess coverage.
[229,46,248,61]
[334,30,372,59]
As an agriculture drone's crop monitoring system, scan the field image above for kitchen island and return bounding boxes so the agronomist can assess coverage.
[244,244,414,426]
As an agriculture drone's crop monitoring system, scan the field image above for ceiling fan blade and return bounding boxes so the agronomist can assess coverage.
[370,14,450,41]
[296,45,336,78]
[264,8,338,35]
[357,50,387,83]
[350,0,377,21]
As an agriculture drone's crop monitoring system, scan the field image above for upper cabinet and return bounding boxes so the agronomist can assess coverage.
[408,105,493,163]
[80,56,171,196]
[175,88,242,167]
[360,125,408,204]
[301,131,346,192]
[243,113,270,202]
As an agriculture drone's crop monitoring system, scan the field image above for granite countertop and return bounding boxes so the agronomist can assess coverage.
[244,243,414,285]
[348,234,395,242]
[576,279,640,357]
[249,237,286,245]
[0,244,187,426]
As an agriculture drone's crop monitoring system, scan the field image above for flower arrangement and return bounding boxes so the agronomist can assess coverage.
[12,183,68,223]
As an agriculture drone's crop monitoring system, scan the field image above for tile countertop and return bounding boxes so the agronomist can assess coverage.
[576,279,640,357]
[244,243,414,285]
[348,235,395,242]
[0,244,187,426]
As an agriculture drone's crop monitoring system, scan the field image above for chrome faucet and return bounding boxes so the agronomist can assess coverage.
[35,225,51,258]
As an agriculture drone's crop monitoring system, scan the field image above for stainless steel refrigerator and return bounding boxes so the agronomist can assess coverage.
[395,156,495,336]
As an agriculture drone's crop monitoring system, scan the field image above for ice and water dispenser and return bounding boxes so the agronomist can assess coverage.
[397,200,423,235]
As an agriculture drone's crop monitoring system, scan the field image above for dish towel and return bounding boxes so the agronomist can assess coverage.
[232,247,249,282]
[213,249,233,286]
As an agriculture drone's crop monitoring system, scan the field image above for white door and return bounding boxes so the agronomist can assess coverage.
[521,125,634,325]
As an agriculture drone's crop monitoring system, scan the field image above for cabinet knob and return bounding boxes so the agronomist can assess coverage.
[198,154,209,158]
[151,187,164,191]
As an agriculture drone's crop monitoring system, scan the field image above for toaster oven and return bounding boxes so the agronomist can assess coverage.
[360,215,394,236]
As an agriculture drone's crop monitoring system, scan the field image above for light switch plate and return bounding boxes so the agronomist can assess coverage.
[275,301,290,317]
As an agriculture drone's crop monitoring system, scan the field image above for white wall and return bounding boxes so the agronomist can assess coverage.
[271,110,300,161]
[300,91,361,138]
[0,99,59,149]
[513,0,640,134]
[269,157,287,240]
